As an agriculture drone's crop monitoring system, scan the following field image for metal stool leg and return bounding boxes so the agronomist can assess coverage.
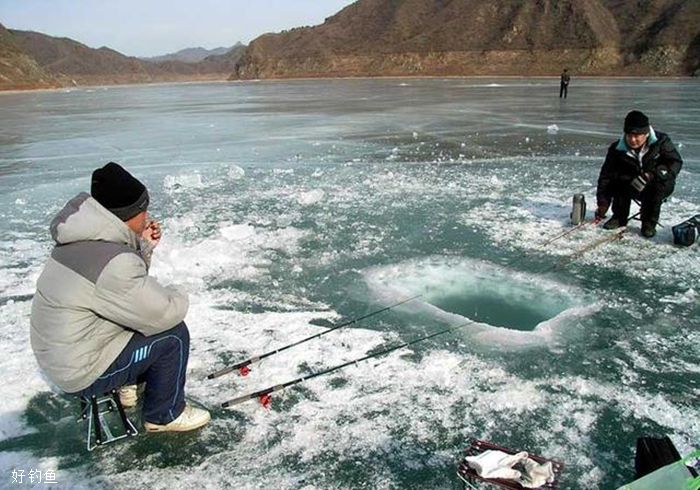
[80,391,138,451]
[90,395,102,449]
[110,389,137,436]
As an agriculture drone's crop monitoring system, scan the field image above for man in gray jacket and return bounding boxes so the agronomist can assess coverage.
[31,162,210,432]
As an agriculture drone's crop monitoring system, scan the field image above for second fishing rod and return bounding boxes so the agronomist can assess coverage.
[206,294,422,380]
[220,319,475,409]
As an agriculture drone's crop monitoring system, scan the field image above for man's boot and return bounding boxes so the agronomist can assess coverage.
[118,385,138,408]
[603,217,626,230]
[641,222,656,238]
[144,403,211,432]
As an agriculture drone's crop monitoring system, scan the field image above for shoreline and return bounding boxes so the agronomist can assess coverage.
[1,74,696,94]
[0,78,233,95]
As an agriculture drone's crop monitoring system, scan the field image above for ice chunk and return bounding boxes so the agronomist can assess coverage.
[228,165,245,180]
[164,173,204,192]
[298,189,325,206]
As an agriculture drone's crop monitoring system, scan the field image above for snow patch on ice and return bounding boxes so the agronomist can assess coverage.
[219,223,256,241]
[659,288,697,304]
[149,218,309,289]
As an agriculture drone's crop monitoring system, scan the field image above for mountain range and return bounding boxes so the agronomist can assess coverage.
[2,0,699,90]
[141,44,243,63]
[0,25,246,90]
[232,0,700,79]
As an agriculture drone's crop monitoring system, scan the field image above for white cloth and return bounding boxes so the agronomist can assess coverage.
[465,450,556,488]
[464,450,529,480]
[519,458,555,488]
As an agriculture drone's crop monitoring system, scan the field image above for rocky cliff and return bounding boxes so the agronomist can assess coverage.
[0,23,56,90]
[232,0,700,79]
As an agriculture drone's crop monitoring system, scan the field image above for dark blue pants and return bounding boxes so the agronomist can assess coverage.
[76,322,190,424]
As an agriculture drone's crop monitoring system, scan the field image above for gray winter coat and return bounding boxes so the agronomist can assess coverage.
[30,193,189,393]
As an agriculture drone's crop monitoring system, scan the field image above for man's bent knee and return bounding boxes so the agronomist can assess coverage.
[162,321,189,341]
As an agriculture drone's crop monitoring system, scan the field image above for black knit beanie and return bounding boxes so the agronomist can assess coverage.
[624,110,650,134]
[91,162,149,221]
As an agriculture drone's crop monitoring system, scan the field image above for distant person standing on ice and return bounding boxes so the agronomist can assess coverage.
[30,162,210,432]
[559,69,570,98]
[595,110,683,238]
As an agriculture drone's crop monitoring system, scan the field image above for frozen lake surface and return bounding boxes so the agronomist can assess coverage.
[0,78,698,489]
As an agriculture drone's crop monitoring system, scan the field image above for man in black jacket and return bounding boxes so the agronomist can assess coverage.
[560,69,570,98]
[595,111,683,238]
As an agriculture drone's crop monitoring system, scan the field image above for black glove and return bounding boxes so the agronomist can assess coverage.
[655,166,671,181]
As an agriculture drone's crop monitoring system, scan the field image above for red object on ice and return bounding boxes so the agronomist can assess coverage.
[259,394,272,408]
[238,365,251,376]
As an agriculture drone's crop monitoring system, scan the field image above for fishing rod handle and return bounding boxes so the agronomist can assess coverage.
[207,366,235,379]
[207,356,261,380]
[221,384,285,408]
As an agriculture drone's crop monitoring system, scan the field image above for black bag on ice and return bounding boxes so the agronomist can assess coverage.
[672,214,700,247]
[672,222,696,246]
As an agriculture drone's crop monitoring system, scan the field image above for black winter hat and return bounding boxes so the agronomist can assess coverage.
[624,110,650,134]
[91,162,149,221]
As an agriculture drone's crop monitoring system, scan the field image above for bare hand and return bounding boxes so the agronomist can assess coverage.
[142,219,162,248]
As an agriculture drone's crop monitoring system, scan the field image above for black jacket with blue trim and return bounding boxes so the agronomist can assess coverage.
[596,129,683,210]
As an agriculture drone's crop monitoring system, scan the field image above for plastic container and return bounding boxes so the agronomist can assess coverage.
[617,450,700,490]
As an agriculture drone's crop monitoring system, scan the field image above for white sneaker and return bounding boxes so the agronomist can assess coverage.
[118,385,138,408]
[143,404,211,432]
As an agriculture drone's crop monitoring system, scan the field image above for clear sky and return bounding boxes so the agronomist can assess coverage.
[0,0,357,57]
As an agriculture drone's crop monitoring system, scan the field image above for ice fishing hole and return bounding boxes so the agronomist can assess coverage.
[424,275,577,331]
[366,258,582,332]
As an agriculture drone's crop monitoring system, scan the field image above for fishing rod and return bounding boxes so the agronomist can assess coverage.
[538,191,598,249]
[206,295,422,380]
[220,320,473,409]
[521,189,647,255]
[539,210,641,274]
[558,226,627,265]
[504,216,602,272]
[510,206,641,274]
[540,216,602,248]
